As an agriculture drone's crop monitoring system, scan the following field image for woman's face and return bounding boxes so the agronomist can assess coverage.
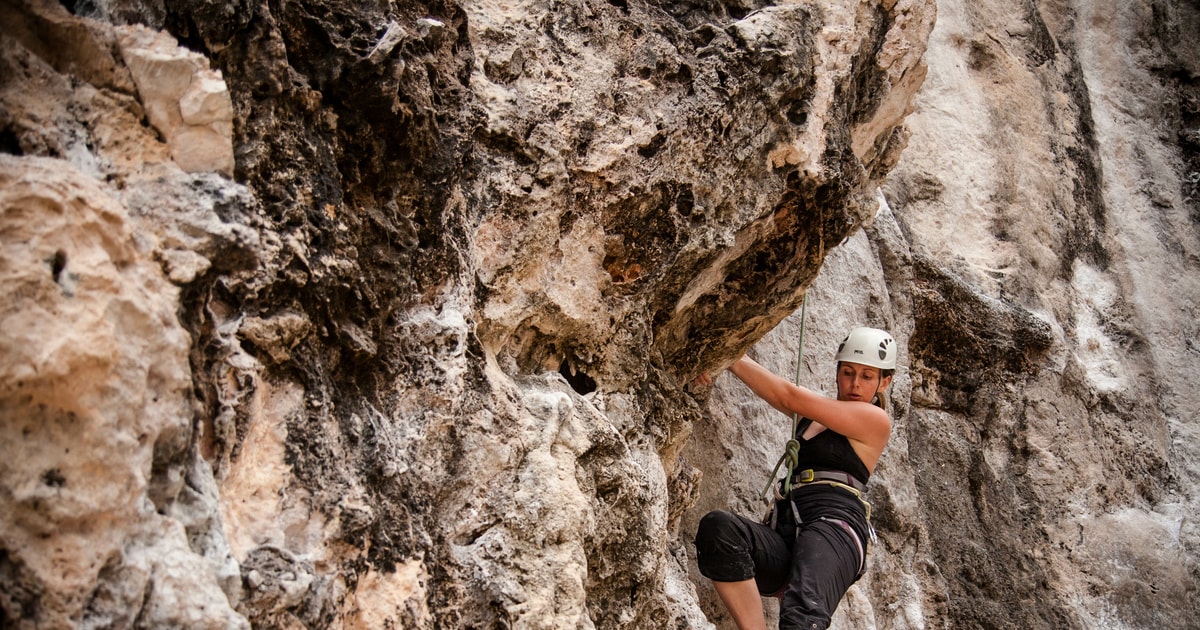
[836,362,892,402]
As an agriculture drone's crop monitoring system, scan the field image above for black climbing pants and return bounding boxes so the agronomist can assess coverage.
[694,509,864,630]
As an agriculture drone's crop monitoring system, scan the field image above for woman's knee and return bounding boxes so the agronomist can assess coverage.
[695,510,744,549]
[695,510,756,581]
[698,510,738,534]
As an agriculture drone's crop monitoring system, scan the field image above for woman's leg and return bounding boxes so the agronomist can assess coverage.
[695,510,791,629]
[777,518,862,630]
[713,579,768,630]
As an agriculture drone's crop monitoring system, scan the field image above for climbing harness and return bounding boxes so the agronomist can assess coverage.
[821,516,866,576]
[790,470,872,522]
[793,468,866,492]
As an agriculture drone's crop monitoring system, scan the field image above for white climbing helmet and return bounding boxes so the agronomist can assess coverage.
[835,327,897,370]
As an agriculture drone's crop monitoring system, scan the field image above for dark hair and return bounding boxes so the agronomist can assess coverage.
[874,369,896,411]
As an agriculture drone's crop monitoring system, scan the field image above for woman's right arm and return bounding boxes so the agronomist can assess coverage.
[727,357,890,447]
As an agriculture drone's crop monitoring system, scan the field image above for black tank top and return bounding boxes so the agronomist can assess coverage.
[794,418,870,485]
[792,418,873,549]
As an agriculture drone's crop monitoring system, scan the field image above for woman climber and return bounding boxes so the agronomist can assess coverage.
[693,327,898,630]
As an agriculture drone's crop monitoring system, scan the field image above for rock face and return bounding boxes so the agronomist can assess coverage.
[686,1,1200,628]
[0,1,1197,630]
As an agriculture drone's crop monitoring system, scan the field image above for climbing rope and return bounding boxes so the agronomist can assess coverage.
[760,294,808,501]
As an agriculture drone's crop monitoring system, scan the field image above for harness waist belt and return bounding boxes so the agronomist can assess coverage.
[791,469,866,493]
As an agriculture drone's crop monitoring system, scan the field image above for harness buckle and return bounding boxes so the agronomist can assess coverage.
[796,469,815,483]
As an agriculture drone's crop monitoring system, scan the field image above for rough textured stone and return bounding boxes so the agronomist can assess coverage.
[117,23,235,175]
[0,155,247,629]
[2,0,1198,628]
[685,1,1200,628]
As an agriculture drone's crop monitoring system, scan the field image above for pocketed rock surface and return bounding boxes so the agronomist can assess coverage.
[1,0,1196,628]
[686,1,1200,628]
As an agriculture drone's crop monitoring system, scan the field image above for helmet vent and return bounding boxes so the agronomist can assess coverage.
[834,327,897,370]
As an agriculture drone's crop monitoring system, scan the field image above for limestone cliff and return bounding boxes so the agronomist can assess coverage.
[0,0,1196,629]
[687,1,1200,628]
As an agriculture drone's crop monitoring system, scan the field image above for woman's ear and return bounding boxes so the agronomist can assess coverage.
[880,374,894,390]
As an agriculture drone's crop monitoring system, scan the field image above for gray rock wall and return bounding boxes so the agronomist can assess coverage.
[1,0,1197,628]
[685,0,1200,628]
